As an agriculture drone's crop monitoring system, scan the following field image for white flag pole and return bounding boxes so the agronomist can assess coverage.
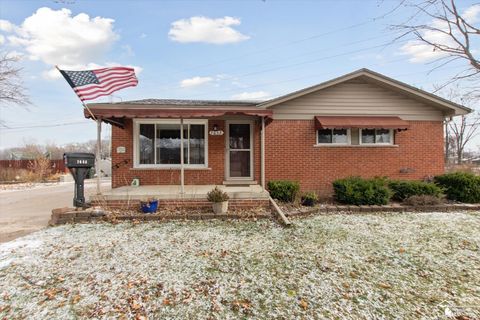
[180,118,185,195]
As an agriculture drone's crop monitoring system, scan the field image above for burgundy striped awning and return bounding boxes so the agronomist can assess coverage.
[315,116,409,130]
[84,107,273,128]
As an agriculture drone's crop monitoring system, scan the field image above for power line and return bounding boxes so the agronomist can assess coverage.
[186,59,464,100]
[0,121,90,130]
[158,8,400,78]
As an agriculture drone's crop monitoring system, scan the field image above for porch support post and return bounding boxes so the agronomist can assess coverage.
[96,118,102,195]
[261,116,266,190]
[180,118,185,195]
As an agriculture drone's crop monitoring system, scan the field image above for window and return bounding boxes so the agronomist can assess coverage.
[360,129,393,145]
[135,120,207,167]
[317,128,350,144]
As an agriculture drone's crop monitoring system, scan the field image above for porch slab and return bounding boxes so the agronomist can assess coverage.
[91,184,270,201]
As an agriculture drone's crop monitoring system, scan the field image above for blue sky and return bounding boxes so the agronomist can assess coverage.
[0,0,478,149]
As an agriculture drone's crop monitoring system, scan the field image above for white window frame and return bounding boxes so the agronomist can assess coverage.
[133,119,209,169]
[359,128,394,145]
[316,128,351,145]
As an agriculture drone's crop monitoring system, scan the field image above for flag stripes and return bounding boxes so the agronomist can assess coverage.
[59,66,138,101]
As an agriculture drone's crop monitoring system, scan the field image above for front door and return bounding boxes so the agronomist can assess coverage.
[226,121,253,180]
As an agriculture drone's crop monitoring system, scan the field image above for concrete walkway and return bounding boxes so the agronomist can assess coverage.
[0,178,111,243]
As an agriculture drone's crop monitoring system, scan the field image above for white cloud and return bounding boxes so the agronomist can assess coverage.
[1,8,142,82]
[0,19,14,32]
[0,34,4,45]
[231,91,271,100]
[180,76,214,88]
[3,7,119,66]
[463,4,480,22]
[169,16,250,44]
[401,4,480,63]
[121,44,135,57]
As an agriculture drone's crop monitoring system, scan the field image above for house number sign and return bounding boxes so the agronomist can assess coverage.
[209,130,224,136]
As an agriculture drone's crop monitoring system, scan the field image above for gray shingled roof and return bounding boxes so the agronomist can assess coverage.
[110,99,262,106]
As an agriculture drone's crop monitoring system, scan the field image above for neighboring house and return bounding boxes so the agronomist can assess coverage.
[86,68,470,204]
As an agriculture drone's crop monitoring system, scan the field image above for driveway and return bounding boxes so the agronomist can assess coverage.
[0,178,111,243]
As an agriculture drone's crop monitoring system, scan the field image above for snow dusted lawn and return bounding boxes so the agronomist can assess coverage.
[0,212,479,319]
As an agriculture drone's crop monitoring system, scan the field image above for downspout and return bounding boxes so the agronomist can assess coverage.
[180,117,185,195]
[96,118,102,195]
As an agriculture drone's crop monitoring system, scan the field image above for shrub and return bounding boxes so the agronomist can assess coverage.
[301,192,318,206]
[267,180,300,202]
[333,177,392,205]
[27,157,52,182]
[403,195,443,206]
[206,187,229,203]
[388,180,443,201]
[434,172,480,203]
[0,168,29,182]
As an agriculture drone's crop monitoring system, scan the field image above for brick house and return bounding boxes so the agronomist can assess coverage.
[86,69,470,207]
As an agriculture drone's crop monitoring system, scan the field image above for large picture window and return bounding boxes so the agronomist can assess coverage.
[135,120,207,168]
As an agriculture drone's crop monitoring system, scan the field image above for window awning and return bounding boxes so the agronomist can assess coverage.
[315,116,409,130]
[84,108,273,128]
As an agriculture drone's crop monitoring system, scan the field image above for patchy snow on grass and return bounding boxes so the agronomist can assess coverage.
[0,211,479,319]
[0,238,43,270]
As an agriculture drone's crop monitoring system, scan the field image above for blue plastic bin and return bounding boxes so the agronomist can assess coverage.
[140,200,158,213]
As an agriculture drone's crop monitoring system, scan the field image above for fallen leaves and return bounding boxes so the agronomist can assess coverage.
[378,282,392,289]
[43,288,59,300]
[299,299,308,310]
[231,299,252,313]
[1,212,479,319]
[71,294,81,304]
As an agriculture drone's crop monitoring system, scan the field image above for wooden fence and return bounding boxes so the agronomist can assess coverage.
[0,159,67,173]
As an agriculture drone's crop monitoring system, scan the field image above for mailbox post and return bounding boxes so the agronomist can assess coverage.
[64,152,95,208]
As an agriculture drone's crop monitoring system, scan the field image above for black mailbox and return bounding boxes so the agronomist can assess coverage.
[64,152,95,208]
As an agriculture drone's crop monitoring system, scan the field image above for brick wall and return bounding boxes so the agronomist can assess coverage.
[111,119,444,197]
[264,120,444,197]
[111,119,261,188]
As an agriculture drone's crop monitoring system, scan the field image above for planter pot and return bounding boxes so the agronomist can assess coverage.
[212,201,228,214]
[140,200,158,214]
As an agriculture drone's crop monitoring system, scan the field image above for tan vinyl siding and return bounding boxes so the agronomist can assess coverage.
[271,80,445,121]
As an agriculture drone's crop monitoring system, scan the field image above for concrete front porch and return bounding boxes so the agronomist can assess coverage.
[90,184,270,211]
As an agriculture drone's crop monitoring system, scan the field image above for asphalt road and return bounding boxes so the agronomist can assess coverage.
[0,178,111,243]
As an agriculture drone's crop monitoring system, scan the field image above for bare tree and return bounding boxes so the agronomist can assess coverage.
[0,53,30,107]
[448,112,480,163]
[392,0,480,93]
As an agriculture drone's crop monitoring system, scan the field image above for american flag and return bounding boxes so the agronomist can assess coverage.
[59,67,138,101]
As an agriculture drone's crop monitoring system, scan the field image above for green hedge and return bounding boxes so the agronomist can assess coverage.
[333,177,392,205]
[388,180,443,201]
[434,172,480,203]
[267,180,300,202]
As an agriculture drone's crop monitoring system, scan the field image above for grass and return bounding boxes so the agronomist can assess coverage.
[0,211,479,319]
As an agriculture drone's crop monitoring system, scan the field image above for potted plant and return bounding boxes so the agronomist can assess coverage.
[301,192,318,207]
[140,197,159,214]
[207,187,230,214]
